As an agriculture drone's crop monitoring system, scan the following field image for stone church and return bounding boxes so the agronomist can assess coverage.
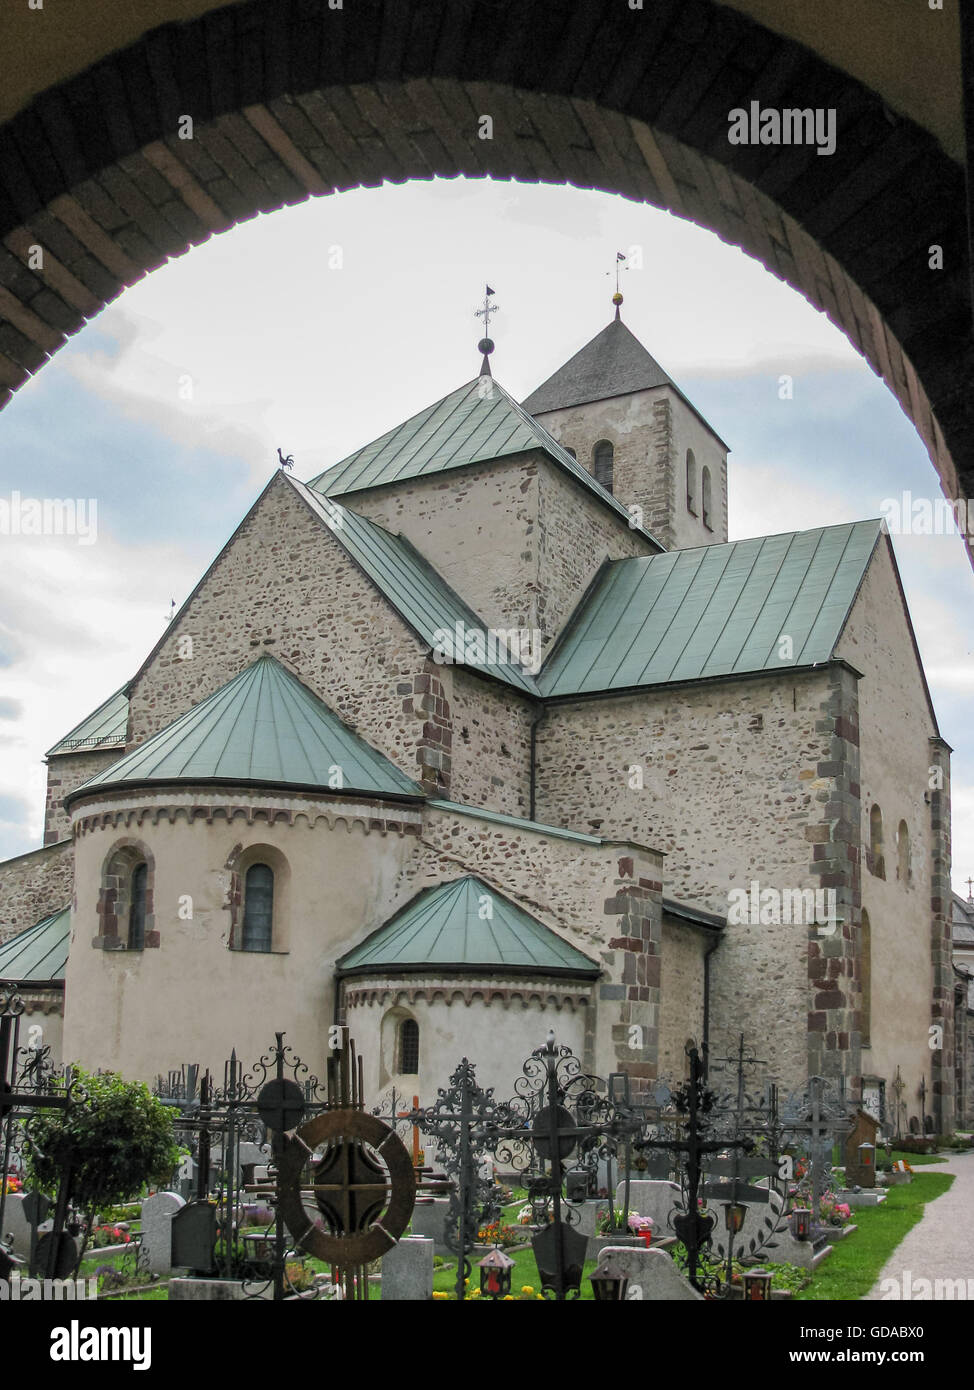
[0,301,965,1132]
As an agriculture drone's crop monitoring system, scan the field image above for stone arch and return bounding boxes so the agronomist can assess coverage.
[379,1002,420,1087]
[0,0,969,564]
[95,837,156,951]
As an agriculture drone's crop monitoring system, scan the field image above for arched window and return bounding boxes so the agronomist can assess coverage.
[869,805,885,879]
[241,863,274,952]
[686,449,697,513]
[701,466,713,530]
[860,909,871,1048]
[128,862,147,951]
[897,820,911,882]
[593,440,614,494]
[400,1019,419,1075]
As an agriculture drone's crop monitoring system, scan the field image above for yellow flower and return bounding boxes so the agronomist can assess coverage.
[432,1290,449,1300]
[502,1295,514,1300]
[470,1289,481,1298]
[521,1285,534,1293]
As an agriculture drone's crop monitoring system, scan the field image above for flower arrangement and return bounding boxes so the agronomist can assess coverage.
[818,1198,851,1227]
[1,1175,22,1195]
[90,1223,131,1248]
[476,1222,523,1249]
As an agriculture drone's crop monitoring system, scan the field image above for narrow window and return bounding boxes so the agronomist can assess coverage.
[593,440,614,494]
[701,466,713,530]
[400,1019,419,1075]
[860,909,871,1048]
[869,805,885,879]
[128,862,147,951]
[897,820,911,882]
[686,449,697,513]
[242,863,274,952]
[564,446,577,460]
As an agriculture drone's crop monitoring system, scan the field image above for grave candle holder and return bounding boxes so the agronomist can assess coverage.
[790,1207,811,1241]
[742,1268,773,1301]
[478,1246,515,1300]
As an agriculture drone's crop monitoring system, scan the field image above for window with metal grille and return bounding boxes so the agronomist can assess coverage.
[593,440,614,494]
[400,1019,419,1075]
[128,862,147,951]
[242,863,274,952]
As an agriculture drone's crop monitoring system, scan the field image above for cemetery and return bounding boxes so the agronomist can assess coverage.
[3,978,970,1304]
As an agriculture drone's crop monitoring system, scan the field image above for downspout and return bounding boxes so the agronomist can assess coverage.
[702,934,721,1080]
[529,702,549,822]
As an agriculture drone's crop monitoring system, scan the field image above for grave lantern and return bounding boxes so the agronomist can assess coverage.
[790,1207,811,1241]
[723,1201,747,1234]
[478,1246,515,1300]
[589,1253,630,1302]
[742,1268,773,1301]
[858,1141,875,1172]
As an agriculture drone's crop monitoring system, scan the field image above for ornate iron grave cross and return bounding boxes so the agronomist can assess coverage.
[781,1075,852,1225]
[408,1058,500,1302]
[636,1045,754,1292]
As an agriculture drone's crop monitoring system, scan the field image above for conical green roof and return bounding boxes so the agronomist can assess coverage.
[337,876,599,977]
[67,656,422,805]
[0,906,70,983]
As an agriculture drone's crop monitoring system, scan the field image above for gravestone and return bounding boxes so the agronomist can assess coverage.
[381,1235,434,1300]
[175,1154,197,1201]
[844,1109,881,1188]
[597,1245,702,1301]
[171,1200,217,1273]
[141,1191,186,1274]
[410,1197,451,1255]
[1,1191,50,1259]
[614,1180,681,1235]
[237,1142,266,1183]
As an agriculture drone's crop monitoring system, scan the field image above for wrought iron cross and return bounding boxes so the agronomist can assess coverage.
[474,284,498,335]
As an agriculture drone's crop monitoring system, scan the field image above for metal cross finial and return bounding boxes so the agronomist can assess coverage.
[606,252,628,316]
[475,283,498,335]
[966,876,973,903]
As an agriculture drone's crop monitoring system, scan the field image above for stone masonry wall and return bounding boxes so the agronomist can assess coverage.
[532,385,728,552]
[658,918,709,1079]
[442,667,534,817]
[44,747,125,845]
[535,669,838,1092]
[835,536,949,1124]
[345,449,652,651]
[0,839,74,939]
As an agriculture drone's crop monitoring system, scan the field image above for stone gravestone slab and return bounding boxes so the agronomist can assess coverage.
[597,1245,702,1301]
[1,1191,50,1258]
[141,1191,186,1275]
[614,1180,682,1235]
[410,1197,451,1255]
[175,1154,197,1201]
[381,1235,434,1300]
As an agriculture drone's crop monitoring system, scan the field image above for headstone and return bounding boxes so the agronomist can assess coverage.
[171,1201,217,1273]
[381,1235,434,1300]
[141,1191,186,1274]
[0,1191,50,1258]
[410,1197,451,1255]
[597,1245,702,1301]
[175,1154,197,1201]
[614,1180,681,1236]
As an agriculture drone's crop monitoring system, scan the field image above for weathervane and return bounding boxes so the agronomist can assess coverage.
[606,251,627,316]
[475,284,498,377]
[966,876,972,903]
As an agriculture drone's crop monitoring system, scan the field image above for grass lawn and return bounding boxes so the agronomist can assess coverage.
[795,1171,955,1301]
[430,1244,600,1301]
[885,1150,945,1166]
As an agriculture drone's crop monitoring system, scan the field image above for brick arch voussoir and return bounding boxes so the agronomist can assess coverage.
[0,0,970,562]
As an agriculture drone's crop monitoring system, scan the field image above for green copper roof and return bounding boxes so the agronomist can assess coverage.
[0,907,69,984]
[539,521,883,696]
[67,656,422,804]
[290,479,539,694]
[47,685,129,756]
[337,876,600,977]
[307,377,663,547]
[428,799,603,845]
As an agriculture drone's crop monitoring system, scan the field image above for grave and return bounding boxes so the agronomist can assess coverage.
[170,1200,217,1273]
[844,1109,881,1187]
[410,1196,451,1255]
[597,1245,702,1301]
[0,1190,49,1259]
[141,1191,186,1274]
[381,1235,433,1300]
[614,1179,682,1236]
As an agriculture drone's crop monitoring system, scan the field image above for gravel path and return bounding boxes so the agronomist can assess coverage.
[863,1151,974,1299]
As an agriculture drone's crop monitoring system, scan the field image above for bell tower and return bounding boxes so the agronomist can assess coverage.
[522,298,729,551]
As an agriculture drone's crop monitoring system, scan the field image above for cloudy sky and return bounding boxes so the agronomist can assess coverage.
[1,176,972,895]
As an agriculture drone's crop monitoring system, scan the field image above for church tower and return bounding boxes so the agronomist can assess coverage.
[522,301,729,551]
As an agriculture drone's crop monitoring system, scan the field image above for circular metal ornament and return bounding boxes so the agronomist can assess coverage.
[256,1077,306,1133]
[277,1109,416,1265]
[531,1103,576,1161]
